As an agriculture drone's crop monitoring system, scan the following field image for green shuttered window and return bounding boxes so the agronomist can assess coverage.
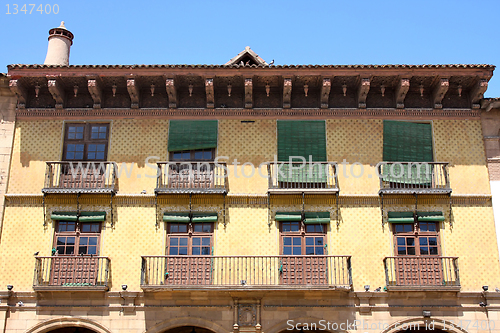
[51,211,106,222]
[277,121,327,162]
[168,120,218,152]
[382,121,433,184]
[163,212,218,223]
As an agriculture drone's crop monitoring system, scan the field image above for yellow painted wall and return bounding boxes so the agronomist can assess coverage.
[2,118,498,292]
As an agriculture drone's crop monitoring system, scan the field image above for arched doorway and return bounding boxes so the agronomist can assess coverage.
[162,327,215,333]
[46,328,97,333]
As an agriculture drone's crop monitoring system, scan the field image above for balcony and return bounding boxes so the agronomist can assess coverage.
[42,161,117,194]
[141,255,352,290]
[156,162,228,194]
[33,256,110,291]
[378,162,451,194]
[267,162,339,194]
[383,256,460,291]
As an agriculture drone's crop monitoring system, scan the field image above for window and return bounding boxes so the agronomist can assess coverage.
[280,222,326,255]
[63,123,110,161]
[167,222,213,256]
[382,121,433,185]
[170,148,214,161]
[54,221,101,255]
[393,222,439,256]
[276,120,328,187]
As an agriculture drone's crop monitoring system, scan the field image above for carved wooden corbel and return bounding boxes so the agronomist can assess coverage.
[165,77,177,108]
[283,78,292,109]
[206,78,215,109]
[9,79,27,108]
[471,79,488,109]
[395,78,410,109]
[432,78,449,109]
[127,77,140,109]
[87,76,102,109]
[321,78,331,109]
[244,78,253,109]
[47,76,65,109]
[357,77,371,109]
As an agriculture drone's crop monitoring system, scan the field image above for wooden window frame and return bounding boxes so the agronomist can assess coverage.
[279,222,327,255]
[169,148,215,162]
[393,221,440,257]
[62,123,110,162]
[54,221,102,256]
[166,222,214,256]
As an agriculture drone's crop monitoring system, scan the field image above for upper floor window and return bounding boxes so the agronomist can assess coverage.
[168,120,218,161]
[55,220,101,255]
[63,123,110,161]
[167,222,213,255]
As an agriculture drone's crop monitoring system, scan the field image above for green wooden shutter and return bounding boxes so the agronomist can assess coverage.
[163,213,190,223]
[303,212,330,224]
[277,121,326,162]
[382,121,433,184]
[168,120,218,152]
[51,211,106,222]
[417,211,445,222]
[275,212,302,222]
[387,212,415,223]
[191,213,218,223]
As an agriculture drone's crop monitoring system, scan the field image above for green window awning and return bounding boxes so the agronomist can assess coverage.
[163,212,218,223]
[51,211,106,222]
[388,212,415,223]
[275,212,302,222]
[304,212,330,224]
[168,120,218,152]
[382,121,433,184]
[192,212,218,223]
[277,121,327,162]
[417,211,445,222]
[163,213,190,223]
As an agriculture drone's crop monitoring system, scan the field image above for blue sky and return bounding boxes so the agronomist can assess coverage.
[2,0,499,97]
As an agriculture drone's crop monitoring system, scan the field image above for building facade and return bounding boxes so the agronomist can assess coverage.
[1,24,500,333]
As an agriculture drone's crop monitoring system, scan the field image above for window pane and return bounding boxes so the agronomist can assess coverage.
[179,238,188,246]
[192,247,200,255]
[316,247,324,255]
[179,247,188,255]
[202,224,212,233]
[88,246,97,255]
[420,223,429,232]
[290,223,300,232]
[204,151,212,159]
[169,247,178,255]
[178,224,187,233]
[57,237,66,246]
[170,224,179,233]
[430,247,438,255]
[173,152,182,160]
[397,247,406,255]
[406,238,414,246]
[182,152,190,159]
[202,238,210,246]
[193,238,201,246]
[315,237,323,246]
[404,224,413,232]
[420,238,428,246]
[194,224,202,232]
[395,225,404,233]
[79,237,88,245]
[420,247,429,255]
[427,223,437,232]
[397,238,405,246]
[306,247,315,255]
[283,247,292,255]
[407,247,415,255]
[429,237,437,246]
[194,151,203,159]
[292,247,302,255]
[89,237,98,246]
[306,238,314,246]
[201,246,210,255]
[66,237,75,245]
[170,238,178,246]
[293,238,301,246]
[283,237,291,246]
[78,246,87,254]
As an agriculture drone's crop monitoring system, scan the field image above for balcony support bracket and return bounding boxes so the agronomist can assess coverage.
[267,192,271,228]
[155,192,159,228]
[76,192,80,216]
[336,192,339,228]
[380,193,384,227]
[223,193,227,228]
[301,192,305,227]
[449,193,452,228]
[42,193,47,228]
[110,192,114,228]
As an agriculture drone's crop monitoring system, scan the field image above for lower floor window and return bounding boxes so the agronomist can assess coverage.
[281,222,326,255]
[167,222,213,255]
[55,221,101,255]
[394,222,439,256]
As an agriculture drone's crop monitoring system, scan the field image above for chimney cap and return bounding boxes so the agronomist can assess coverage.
[48,21,74,44]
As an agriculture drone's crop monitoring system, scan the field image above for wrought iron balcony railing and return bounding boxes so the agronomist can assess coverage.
[33,256,110,291]
[384,256,460,290]
[156,162,228,194]
[141,255,352,289]
[267,162,339,193]
[42,161,117,194]
[378,162,451,194]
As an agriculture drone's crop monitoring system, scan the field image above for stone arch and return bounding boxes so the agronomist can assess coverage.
[266,317,344,333]
[26,317,111,333]
[381,318,470,333]
[144,316,230,333]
